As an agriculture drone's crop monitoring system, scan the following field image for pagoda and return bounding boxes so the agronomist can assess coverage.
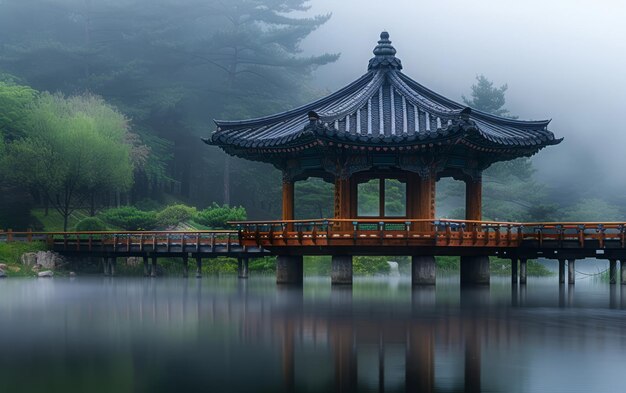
[204,32,561,286]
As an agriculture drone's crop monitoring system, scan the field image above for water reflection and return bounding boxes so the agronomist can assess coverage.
[1,276,626,392]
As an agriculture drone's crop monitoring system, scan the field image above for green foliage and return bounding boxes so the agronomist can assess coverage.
[249,257,277,273]
[353,256,391,276]
[560,198,625,222]
[295,179,334,219]
[304,256,331,275]
[98,207,158,231]
[75,217,108,231]
[0,80,37,142]
[156,204,197,228]
[0,242,47,276]
[3,92,136,229]
[195,203,246,229]
[436,256,461,271]
[491,259,553,276]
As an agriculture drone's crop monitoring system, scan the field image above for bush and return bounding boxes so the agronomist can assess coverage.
[195,203,246,229]
[98,206,158,230]
[156,204,197,228]
[75,217,108,231]
[353,256,391,275]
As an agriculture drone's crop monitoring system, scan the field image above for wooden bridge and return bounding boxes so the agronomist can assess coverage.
[3,218,626,285]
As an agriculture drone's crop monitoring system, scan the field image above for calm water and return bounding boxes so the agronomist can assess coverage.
[1,275,626,393]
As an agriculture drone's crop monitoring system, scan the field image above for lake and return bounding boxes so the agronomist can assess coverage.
[1,274,625,393]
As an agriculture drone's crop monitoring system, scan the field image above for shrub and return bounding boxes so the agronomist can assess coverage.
[156,204,197,228]
[75,217,108,231]
[195,203,246,229]
[98,206,158,230]
[353,256,391,275]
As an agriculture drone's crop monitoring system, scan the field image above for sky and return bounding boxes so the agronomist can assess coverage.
[296,0,626,199]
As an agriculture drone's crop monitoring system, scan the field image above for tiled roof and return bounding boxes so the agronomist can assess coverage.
[207,32,561,151]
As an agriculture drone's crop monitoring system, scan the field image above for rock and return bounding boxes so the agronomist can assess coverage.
[31,264,42,272]
[21,252,38,267]
[38,270,54,278]
[69,272,77,277]
[0,270,6,278]
[0,263,7,270]
[126,257,142,267]
[35,251,64,269]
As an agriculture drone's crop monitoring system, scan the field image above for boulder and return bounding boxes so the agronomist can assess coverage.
[126,257,142,267]
[21,253,38,267]
[0,270,6,278]
[31,264,42,272]
[35,251,64,269]
[38,270,54,278]
[0,263,7,270]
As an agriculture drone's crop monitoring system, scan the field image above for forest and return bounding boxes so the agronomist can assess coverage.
[0,0,623,235]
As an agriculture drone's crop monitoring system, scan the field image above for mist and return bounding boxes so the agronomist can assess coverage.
[300,0,626,200]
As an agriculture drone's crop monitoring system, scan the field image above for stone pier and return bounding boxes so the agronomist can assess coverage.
[609,259,617,284]
[460,256,490,286]
[331,255,352,285]
[511,258,518,284]
[182,254,189,278]
[195,256,202,278]
[412,255,436,285]
[568,259,575,284]
[520,258,527,285]
[276,255,303,285]
[558,259,565,284]
[622,260,626,285]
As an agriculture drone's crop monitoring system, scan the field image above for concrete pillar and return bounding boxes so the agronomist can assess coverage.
[519,258,527,285]
[511,258,518,284]
[143,255,150,277]
[151,255,157,278]
[238,257,249,279]
[331,255,353,285]
[195,256,202,278]
[182,254,189,278]
[460,256,490,286]
[568,259,575,285]
[609,259,617,284]
[558,259,565,284]
[412,255,436,285]
[622,260,626,285]
[276,255,303,285]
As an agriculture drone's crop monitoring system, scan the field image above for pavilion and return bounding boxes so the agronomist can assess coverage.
[204,32,561,285]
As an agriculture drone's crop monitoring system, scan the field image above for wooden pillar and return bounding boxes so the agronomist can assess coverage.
[282,177,294,230]
[465,175,482,235]
[408,172,435,231]
[519,258,527,285]
[558,259,565,284]
[609,259,617,284]
[334,176,352,231]
[568,259,575,284]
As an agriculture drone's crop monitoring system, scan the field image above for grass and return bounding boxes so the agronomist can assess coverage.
[0,241,47,277]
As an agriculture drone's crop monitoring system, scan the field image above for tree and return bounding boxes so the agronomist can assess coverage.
[439,75,556,221]
[4,92,135,230]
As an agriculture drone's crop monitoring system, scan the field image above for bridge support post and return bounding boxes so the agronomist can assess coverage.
[276,255,303,285]
[460,256,490,286]
[568,259,575,285]
[195,256,202,278]
[109,257,116,276]
[609,259,617,284]
[182,254,189,278]
[151,255,157,278]
[102,257,110,276]
[412,255,436,285]
[621,260,626,285]
[238,257,249,279]
[143,255,149,277]
[558,259,565,284]
[511,258,518,284]
[331,255,352,285]
[520,258,527,285]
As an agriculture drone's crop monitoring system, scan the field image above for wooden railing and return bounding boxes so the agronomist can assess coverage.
[2,220,626,251]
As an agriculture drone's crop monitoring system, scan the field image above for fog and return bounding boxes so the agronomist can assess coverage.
[300,0,626,198]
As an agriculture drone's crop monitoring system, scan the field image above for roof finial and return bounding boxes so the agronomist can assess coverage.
[368,31,402,71]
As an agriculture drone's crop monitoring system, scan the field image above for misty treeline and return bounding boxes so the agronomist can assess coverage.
[0,0,622,231]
